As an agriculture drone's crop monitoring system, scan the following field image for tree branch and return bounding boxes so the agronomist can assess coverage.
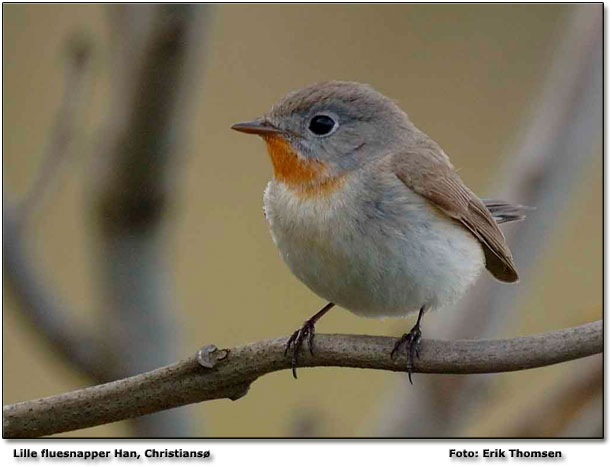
[2,34,113,382]
[2,320,602,438]
[91,4,207,435]
[15,32,93,223]
[3,209,111,382]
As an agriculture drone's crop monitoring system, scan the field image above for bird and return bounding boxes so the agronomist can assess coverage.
[231,81,526,381]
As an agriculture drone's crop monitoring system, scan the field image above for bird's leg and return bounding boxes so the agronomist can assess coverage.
[391,306,426,384]
[285,302,335,379]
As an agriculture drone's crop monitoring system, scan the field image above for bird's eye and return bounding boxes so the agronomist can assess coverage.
[308,115,337,136]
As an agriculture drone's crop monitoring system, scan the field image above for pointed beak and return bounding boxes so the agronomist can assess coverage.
[231,120,284,136]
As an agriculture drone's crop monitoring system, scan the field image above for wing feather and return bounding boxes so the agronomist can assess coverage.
[391,147,519,283]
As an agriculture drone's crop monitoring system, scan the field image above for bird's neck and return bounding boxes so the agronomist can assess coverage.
[263,135,346,198]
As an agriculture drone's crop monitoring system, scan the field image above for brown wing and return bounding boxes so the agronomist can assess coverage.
[391,147,519,283]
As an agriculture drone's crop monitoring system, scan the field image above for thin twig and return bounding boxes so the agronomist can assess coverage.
[2,34,113,382]
[3,210,111,382]
[2,320,602,438]
[16,32,92,225]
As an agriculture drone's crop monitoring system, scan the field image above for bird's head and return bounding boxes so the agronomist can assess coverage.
[232,81,416,193]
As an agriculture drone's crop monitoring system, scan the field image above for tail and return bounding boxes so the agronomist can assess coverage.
[483,199,532,225]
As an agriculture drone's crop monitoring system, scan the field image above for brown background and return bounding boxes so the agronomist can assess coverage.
[3,4,602,436]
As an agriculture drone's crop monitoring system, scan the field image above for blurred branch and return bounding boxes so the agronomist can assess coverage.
[452,5,603,339]
[498,355,602,437]
[2,33,113,381]
[377,5,603,437]
[3,5,207,437]
[558,390,603,437]
[91,4,207,436]
[3,210,110,382]
[14,33,92,223]
[3,321,602,438]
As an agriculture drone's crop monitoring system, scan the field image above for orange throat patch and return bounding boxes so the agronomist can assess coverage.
[262,134,345,197]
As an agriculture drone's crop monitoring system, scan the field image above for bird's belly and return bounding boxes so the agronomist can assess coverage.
[264,180,485,317]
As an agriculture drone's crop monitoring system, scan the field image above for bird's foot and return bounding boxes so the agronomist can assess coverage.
[284,318,317,379]
[391,322,422,384]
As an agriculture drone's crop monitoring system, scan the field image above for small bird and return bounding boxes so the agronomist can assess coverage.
[232,81,526,381]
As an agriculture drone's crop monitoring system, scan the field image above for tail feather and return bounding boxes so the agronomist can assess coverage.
[483,199,532,225]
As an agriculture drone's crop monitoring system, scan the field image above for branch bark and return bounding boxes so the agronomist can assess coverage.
[2,320,602,438]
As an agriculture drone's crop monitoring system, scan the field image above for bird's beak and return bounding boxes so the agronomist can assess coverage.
[231,120,284,136]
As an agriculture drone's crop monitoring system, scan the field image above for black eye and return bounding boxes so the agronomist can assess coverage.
[308,115,337,136]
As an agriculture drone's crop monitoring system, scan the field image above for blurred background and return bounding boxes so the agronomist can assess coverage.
[2,4,602,437]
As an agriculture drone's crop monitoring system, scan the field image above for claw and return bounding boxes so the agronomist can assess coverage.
[285,321,315,379]
[391,322,423,384]
[284,303,335,379]
[284,329,300,356]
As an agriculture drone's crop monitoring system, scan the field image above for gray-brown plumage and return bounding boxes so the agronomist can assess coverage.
[267,81,520,282]
[232,80,527,379]
[391,144,520,283]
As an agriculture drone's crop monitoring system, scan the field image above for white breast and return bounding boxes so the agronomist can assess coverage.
[263,169,485,318]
